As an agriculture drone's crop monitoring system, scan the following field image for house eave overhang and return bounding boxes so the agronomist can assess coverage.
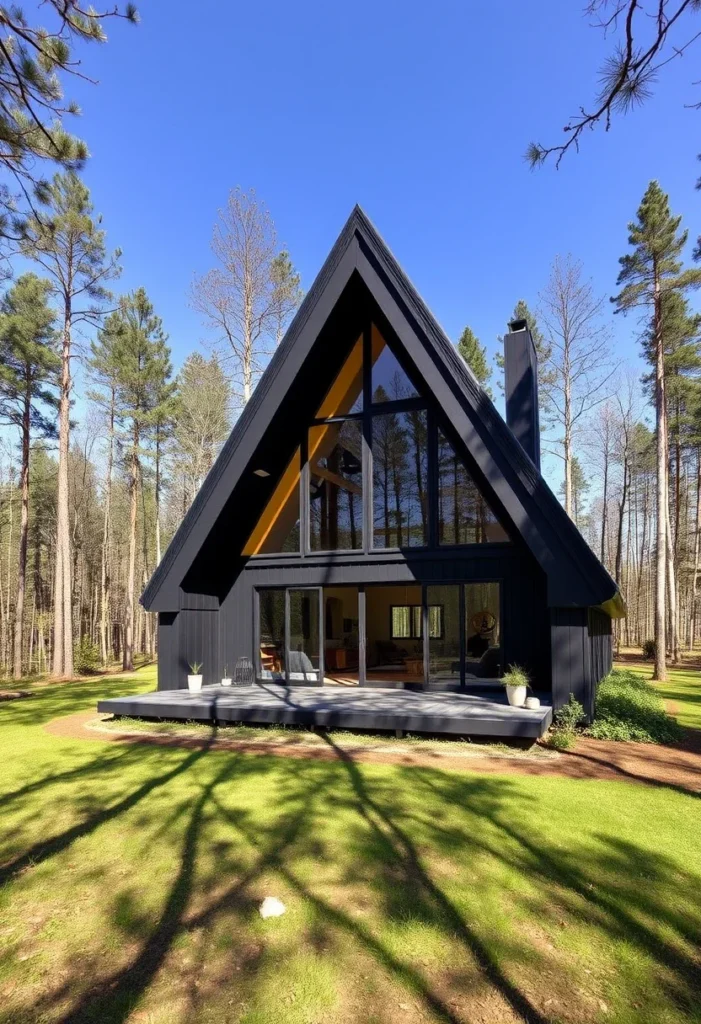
[596,590,627,620]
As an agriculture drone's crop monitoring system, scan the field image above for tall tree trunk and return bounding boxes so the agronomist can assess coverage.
[564,373,572,518]
[155,428,162,565]
[4,476,13,675]
[53,306,74,678]
[99,388,115,667]
[666,508,679,664]
[600,450,609,566]
[653,270,667,682]
[123,426,139,671]
[689,448,701,650]
[615,461,629,588]
[12,382,31,678]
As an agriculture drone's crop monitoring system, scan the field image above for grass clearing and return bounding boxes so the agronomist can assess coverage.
[0,666,699,1023]
[614,657,701,732]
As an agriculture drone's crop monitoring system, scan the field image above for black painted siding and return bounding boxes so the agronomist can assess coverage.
[550,606,612,719]
[157,608,219,689]
[156,546,551,692]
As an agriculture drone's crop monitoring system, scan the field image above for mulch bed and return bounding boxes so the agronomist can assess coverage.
[44,711,701,794]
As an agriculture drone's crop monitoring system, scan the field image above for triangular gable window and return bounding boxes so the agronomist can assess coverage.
[371,324,418,403]
[437,428,508,544]
[243,322,509,556]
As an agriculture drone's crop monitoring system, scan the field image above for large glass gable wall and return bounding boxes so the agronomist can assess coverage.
[243,324,509,556]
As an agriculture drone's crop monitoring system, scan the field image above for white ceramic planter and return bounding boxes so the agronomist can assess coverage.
[221,677,232,687]
[187,674,203,693]
[505,683,527,708]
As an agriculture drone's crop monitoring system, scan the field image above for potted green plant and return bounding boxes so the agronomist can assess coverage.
[221,663,232,686]
[188,661,203,692]
[503,664,529,708]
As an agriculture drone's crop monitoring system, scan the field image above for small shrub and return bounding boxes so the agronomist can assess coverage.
[642,639,656,661]
[546,729,576,751]
[587,669,683,744]
[503,664,530,688]
[74,635,100,675]
[545,694,586,750]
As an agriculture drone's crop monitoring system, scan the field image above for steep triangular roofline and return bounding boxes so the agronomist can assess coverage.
[143,206,623,616]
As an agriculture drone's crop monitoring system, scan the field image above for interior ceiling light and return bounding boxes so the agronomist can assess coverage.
[253,468,270,478]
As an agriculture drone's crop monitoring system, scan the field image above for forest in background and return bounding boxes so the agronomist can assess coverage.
[2,173,700,681]
[0,0,700,682]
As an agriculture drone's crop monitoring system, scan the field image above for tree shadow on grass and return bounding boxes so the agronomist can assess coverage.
[2,736,700,1024]
[410,767,701,1021]
[49,754,296,1024]
[317,734,552,1024]
[0,743,214,887]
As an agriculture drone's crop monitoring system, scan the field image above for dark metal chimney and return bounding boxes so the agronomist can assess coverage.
[504,318,540,469]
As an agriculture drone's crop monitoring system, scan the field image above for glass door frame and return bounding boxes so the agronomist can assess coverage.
[423,579,504,688]
[254,586,324,685]
[254,579,502,689]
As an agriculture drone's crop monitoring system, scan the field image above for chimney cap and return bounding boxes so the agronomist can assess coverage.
[508,318,528,333]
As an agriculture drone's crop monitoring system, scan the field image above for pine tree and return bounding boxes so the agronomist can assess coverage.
[105,289,174,671]
[457,325,493,397]
[88,312,123,666]
[0,274,59,676]
[172,353,232,509]
[22,172,120,678]
[612,180,701,680]
[0,3,137,241]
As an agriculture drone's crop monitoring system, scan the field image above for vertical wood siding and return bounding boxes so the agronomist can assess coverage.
[159,548,552,692]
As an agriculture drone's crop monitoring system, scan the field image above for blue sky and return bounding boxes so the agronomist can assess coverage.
[66,0,699,445]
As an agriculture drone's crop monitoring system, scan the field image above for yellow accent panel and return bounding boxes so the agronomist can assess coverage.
[242,449,300,556]
[371,322,386,365]
[315,335,363,419]
[244,337,366,556]
[243,331,375,556]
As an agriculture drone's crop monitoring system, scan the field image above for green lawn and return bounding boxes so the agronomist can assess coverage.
[1,669,700,1024]
[616,659,701,732]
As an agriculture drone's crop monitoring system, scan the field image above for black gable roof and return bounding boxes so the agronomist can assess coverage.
[143,206,623,617]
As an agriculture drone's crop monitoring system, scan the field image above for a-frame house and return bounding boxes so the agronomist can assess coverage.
[100,207,624,737]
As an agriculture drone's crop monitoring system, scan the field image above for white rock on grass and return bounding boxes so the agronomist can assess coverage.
[259,896,286,919]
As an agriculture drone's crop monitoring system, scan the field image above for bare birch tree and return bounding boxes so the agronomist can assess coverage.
[539,255,617,518]
[192,188,301,407]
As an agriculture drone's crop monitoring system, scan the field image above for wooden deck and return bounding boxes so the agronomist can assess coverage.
[97,684,553,739]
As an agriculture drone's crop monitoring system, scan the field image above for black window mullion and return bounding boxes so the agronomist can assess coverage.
[253,588,261,679]
[284,588,291,685]
[428,408,439,549]
[316,587,324,683]
[422,589,429,684]
[358,586,366,686]
[459,584,466,688]
[300,433,309,556]
[363,323,372,554]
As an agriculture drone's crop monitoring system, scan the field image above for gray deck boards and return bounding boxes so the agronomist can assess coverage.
[98,684,553,739]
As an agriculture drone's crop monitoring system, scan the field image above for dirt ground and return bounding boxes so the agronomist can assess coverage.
[45,711,701,795]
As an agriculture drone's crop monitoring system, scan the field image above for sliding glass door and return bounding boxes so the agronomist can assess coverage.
[257,588,322,683]
[426,582,502,688]
[257,581,501,688]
